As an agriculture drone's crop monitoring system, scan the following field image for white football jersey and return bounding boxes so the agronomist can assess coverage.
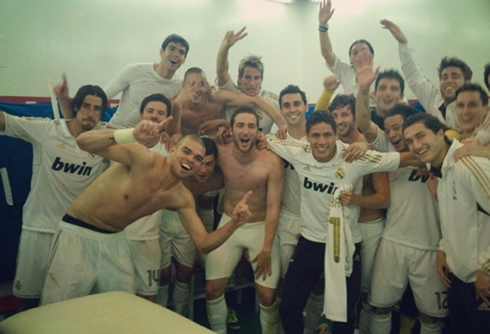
[371,127,441,250]
[1,114,108,232]
[266,135,400,243]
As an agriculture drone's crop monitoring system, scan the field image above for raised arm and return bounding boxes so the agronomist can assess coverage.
[179,190,252,253]
[253,153,284,280]
[76,118,170,164]
[53,74,75,119]
[355,57,380,143]
[216,27,247,87]
[315,74,341,111]
[318,0,336,67]
[214,89,287,132]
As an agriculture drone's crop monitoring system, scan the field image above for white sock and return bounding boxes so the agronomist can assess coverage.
[359,301,372,334]
[156,284,169,307]
[370,312,391,334]
[304,293,323,333]
[206,295,227,334]
[173,280,190,317]
[260,301,279,334]
[420,320,442,334]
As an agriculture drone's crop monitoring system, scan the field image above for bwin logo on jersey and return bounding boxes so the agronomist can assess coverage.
[51,157,92,175]
[303,177,338,194]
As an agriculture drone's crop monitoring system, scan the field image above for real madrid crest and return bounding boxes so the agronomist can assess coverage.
[335,168,345,180]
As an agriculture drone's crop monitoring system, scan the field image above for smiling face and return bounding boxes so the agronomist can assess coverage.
[280,92,307,127]
[231,112,258,153]
[238,66,262,97]
[403,122,447,167]
[75,95,103,131]
[161,41,187,71]
[307,122,337,163]
[384,114,407,152]
[140,101,168,124]
[170,137,205,179]
[439,66,467,104]
[455,90,488,136]
[374,78,404,116]
[331,105,355,139]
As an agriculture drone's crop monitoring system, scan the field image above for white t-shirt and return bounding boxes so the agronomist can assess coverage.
[220,79,280,134]
[266,135,400,244]
[371,127,441,250]
[105,63,181,127]
[436,140,490,283]
[0,115,108,232]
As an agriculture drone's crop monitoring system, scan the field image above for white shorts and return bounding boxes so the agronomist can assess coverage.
[13,229,54,298]
[41,219,135,305]
[277,210,301,277]
[160,209,196,268]
[127,239,161,296]
[369,239,448,317]
[205,213,280,289]
[358,217,385,292]
[125,211,162,296]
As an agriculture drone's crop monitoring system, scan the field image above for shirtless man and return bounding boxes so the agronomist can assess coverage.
[167,67,286,136]
[157,137,224,316]
[40,121,251,305]
[204,107,284,334]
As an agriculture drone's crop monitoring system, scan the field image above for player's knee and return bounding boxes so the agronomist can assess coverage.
[419,312,442,326]
[204,281,225,300]
[176,267,193,283]
[371,306,391,316]
[159,266,171,285]
[257,289,275,306]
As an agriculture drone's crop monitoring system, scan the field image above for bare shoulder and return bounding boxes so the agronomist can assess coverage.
[169,182,195,210]
[258,148,283,169]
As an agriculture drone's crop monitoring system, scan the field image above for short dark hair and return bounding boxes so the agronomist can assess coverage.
[348,39,374,57]
[402,113,447,135]
[384,103,421,121]
[455,83,489,106]
[202,137,218,159]
[328,94,356,119]
[483,63,490,90]
[279,84,307,106]
[183,67,206,82]
[375,69,405,94]
[238,55,264,78]
[72,85,107,118]
[161,34,190,57]
[306,111,336,134]
[230,106,259,128]
[438,57,472,81]
[175,134,205,149]
[139,93,172,117]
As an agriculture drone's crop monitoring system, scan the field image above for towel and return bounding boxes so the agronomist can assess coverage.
[323,183,355,323]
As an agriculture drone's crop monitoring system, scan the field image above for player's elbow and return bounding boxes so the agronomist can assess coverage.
[76,132,92,151]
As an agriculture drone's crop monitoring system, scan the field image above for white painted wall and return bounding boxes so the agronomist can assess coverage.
[0,0,488,102]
